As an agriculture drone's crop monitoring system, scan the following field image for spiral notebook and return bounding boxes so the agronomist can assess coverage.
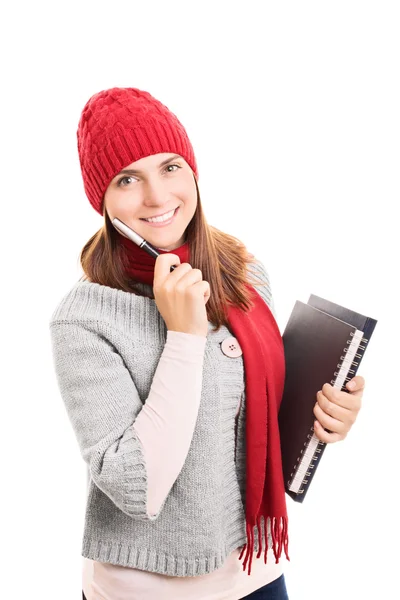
[278,294,377,503]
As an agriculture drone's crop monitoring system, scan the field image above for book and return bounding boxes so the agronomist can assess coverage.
[278,294,377,503]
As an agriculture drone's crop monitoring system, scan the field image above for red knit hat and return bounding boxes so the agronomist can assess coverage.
[76,87,199,216]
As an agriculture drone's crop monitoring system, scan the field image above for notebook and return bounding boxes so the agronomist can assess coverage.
[278,294,377,503]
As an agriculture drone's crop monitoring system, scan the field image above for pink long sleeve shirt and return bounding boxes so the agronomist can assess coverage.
[82,330,283,599]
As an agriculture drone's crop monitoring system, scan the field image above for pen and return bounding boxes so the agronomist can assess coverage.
[112,217,178,271]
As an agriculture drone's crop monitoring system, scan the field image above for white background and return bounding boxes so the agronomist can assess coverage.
[2,1,399,598]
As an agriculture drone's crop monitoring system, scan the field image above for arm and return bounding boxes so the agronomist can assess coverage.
[49,321,206,521]
[132,330,206,517]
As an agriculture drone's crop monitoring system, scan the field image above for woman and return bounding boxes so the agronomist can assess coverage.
[49,87,364,600]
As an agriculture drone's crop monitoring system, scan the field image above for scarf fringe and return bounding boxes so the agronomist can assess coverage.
[238,516,290,576]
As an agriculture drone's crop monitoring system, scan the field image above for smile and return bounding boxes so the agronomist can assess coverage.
[141,207,179,226]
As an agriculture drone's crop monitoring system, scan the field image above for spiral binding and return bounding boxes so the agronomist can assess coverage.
[288,329,368,494]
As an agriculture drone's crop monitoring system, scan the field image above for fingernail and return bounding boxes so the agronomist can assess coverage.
[347,381,356,390]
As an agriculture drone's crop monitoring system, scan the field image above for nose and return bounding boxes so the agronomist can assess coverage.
[142,178,171,208]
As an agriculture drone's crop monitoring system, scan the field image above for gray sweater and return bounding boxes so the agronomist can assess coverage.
[49,258,277,577]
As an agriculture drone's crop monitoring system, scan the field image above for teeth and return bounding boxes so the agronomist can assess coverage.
[144,209,176,223]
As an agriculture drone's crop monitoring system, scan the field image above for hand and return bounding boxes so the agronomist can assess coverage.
[153,253,211,338]
[312,375,365,443]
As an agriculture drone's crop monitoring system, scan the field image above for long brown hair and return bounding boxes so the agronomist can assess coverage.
[79,175,263,332]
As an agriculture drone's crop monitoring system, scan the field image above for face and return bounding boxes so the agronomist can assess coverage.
[104,152,198,251]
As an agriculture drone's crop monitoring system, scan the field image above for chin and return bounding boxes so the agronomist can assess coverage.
[147,231,186,251]
[156,241,183,251]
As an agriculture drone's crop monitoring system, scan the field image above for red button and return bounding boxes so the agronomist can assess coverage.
[220,336,243,358]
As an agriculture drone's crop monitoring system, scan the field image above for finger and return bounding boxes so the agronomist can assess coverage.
[313,401,348,434]
[345,375,365,393]
[317,383,355,414]
[321,383,362,411]
[154,253,181,285]
[313,419,344,443]
[316,390,353,423]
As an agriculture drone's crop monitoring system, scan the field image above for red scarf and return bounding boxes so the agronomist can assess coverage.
[118,234,290,575]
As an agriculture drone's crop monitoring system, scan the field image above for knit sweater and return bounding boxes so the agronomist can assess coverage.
[81,331,283,599]
[49,259,281,581]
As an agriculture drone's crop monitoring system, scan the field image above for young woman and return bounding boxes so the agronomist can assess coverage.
[49,86,364,600]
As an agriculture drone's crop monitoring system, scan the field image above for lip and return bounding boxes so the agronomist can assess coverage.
[141,207,179,227]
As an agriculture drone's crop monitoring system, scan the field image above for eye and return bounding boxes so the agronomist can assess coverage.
[117,176,135,187]
[165,164,181,173]
[116,164,181,187]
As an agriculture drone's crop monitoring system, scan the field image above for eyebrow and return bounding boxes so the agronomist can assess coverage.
[115,154,183,177]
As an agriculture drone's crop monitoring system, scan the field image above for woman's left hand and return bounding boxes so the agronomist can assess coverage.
[313,375,365,443]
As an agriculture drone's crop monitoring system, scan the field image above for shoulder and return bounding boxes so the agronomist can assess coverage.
[246,256,277,319]
[246,256,272,286]
[48,277,161,340]
[48,284,81,328]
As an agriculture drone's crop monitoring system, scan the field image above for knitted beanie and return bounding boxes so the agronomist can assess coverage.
[76,87,198,216]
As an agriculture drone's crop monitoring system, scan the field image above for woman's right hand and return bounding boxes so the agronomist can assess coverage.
[153,254,211,338]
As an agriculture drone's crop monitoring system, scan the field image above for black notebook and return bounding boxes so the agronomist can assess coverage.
[278,294,377,503]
